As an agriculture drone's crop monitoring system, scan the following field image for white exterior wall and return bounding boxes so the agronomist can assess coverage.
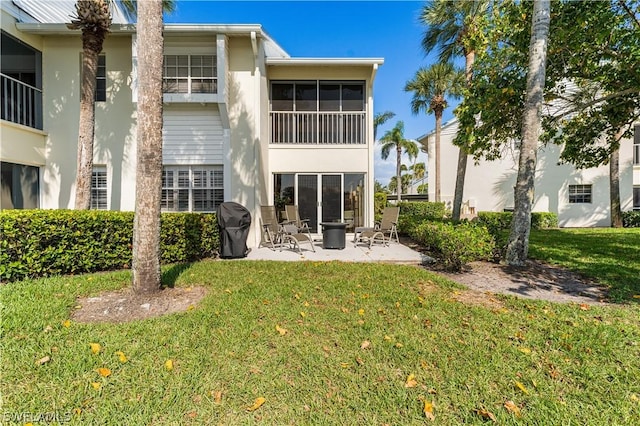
[423,120,634,227]
[40,35,136,210]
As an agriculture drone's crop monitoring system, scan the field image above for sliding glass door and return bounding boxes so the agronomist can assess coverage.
[274,173,365,232]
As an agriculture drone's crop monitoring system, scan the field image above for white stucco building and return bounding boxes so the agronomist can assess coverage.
[0,1,383,247]
[418,119,640,227]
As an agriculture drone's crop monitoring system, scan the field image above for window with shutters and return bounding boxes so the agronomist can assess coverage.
[161,165,223,212]
[90,166,108,210]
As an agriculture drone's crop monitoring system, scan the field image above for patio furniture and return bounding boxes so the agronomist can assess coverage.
[285,205,311,233]
[280,223,316,254]
[354,206,400,248]
[261,205,315,254]
[320,222,347,249]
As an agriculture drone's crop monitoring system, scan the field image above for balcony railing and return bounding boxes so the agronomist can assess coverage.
[270,111,366,145]
[1,73,43,130]
[634,144,640,165]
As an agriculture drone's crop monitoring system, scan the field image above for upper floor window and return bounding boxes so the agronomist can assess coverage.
[163,55,217,94]
[95,55,106,102]
[568,184,592,204]
[633,186,640,211]
[90,166,108,210]
[271,81,365,112]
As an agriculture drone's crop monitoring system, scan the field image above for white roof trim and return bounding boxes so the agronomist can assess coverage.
[266,58,384,66]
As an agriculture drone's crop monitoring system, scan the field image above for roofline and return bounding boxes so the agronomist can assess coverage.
[266,58,384,66]
[417,117,459,141]
[16,22,269,36]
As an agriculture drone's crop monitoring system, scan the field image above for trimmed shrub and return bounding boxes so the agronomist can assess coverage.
[622,211,640,228]
[531,212,559,229]
[408,220,494,271]
[374,192,388,222]
[0,209,219,282]
[397,201,446,234]
[475,211,558,236]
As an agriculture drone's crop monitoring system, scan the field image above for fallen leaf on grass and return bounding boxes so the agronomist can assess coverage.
[405,374,418,388]
[579,304,590,311]
[275,325,288,336]
[165,359,174,371]
[91,382,102,390]
[96,367,111,377]
[89,343,101,354]
[213,390,222,404]
[423,400,435,421]
[62,320,71,327]
[475,407,497,422]
[518,347,532,354]
[360,340,371,350]
[515,381,529,394]
[504,400,521,417]
[300,311,306,318]
[114,351,128,363]
[246,396,266,411]
[35,355,51,365]
[358,308,365,316]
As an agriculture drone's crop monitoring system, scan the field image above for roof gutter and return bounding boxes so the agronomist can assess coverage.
[15,23,266,36]
[266,58,384,66]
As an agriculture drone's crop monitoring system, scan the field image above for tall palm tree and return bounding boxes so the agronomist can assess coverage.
[410,162,426,190]
[132,0,164,293]
[374,111,396,140]
[421,0,489,219]
[379,121,419,202]
[405,63,463,203]
[69,0,174,209]
[505,0,551,266]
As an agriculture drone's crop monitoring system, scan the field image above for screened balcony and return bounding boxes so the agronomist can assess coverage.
[270,81,367,145]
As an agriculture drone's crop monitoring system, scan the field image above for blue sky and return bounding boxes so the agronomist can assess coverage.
[165,0,458,185]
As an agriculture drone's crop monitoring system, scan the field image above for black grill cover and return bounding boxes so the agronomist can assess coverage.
[216,202,252,259]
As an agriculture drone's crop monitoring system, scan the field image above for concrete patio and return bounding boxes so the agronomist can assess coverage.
[241,233,429,264]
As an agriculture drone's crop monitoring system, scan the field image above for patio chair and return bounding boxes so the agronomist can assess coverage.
[260,205,283,250]
[354,206,400,248]
[280,223,316,254]
[284,205,311,234]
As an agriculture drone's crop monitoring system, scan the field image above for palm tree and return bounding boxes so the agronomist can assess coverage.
[405,63,463,202]
[132,0,164,293]
[379,121,418,202]
[69,0,174,209]
[505,0,551,266]
[421,0,489,219]
[374,111,396,140]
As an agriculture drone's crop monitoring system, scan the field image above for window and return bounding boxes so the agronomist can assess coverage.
[634,186,640,211]
[95,55,106,102]
[634,124,639,165]
[162,166,223,212]
[1,162,39,209]
[90,166,107,210]
[163,55,217,94]
[270,81,365,112]
[568,184,592,203]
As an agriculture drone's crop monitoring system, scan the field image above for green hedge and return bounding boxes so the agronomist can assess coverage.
[408,220,494,271]
[0,210,219,282]
[397,201,446,234]
[475,211,558,235]
[622,211,640,228]
[374,192,388,222]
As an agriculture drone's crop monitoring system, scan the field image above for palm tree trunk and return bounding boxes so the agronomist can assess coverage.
[396,144,402,202]
[609,127,624,228]
[434,110,442,203]
[132,0,164,294]
[506,0,550,266]
[74,33,102,209]
[452,50,475,221]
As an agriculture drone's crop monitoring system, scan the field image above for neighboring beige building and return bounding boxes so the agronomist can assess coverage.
[1,1,383,247]
[418,119,639,227]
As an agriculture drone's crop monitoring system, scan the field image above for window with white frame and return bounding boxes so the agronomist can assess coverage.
[90,166,107,210]
[161,166,223,212]
[163,55,217,94]
[568,184,592,204]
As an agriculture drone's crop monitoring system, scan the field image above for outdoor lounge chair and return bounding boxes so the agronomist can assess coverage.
[284,205,311,234]
[260,205,283,250]
[354,206,400,248]
[280,223,316,254]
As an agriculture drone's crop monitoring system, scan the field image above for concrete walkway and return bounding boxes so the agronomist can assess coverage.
[241,233,428,264]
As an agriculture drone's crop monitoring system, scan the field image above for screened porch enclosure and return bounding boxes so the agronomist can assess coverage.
[270,81,366,145]
[274,173,365,232]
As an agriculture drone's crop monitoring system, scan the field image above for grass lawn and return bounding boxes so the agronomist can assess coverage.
[2,260,639,425]
[529,228,640,302]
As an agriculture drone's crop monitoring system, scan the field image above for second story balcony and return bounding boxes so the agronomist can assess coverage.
[1,73,43,130]
[270,111,365,144]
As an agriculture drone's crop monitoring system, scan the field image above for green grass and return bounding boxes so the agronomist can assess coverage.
[529,228,640,302]
[2,261,639,425]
